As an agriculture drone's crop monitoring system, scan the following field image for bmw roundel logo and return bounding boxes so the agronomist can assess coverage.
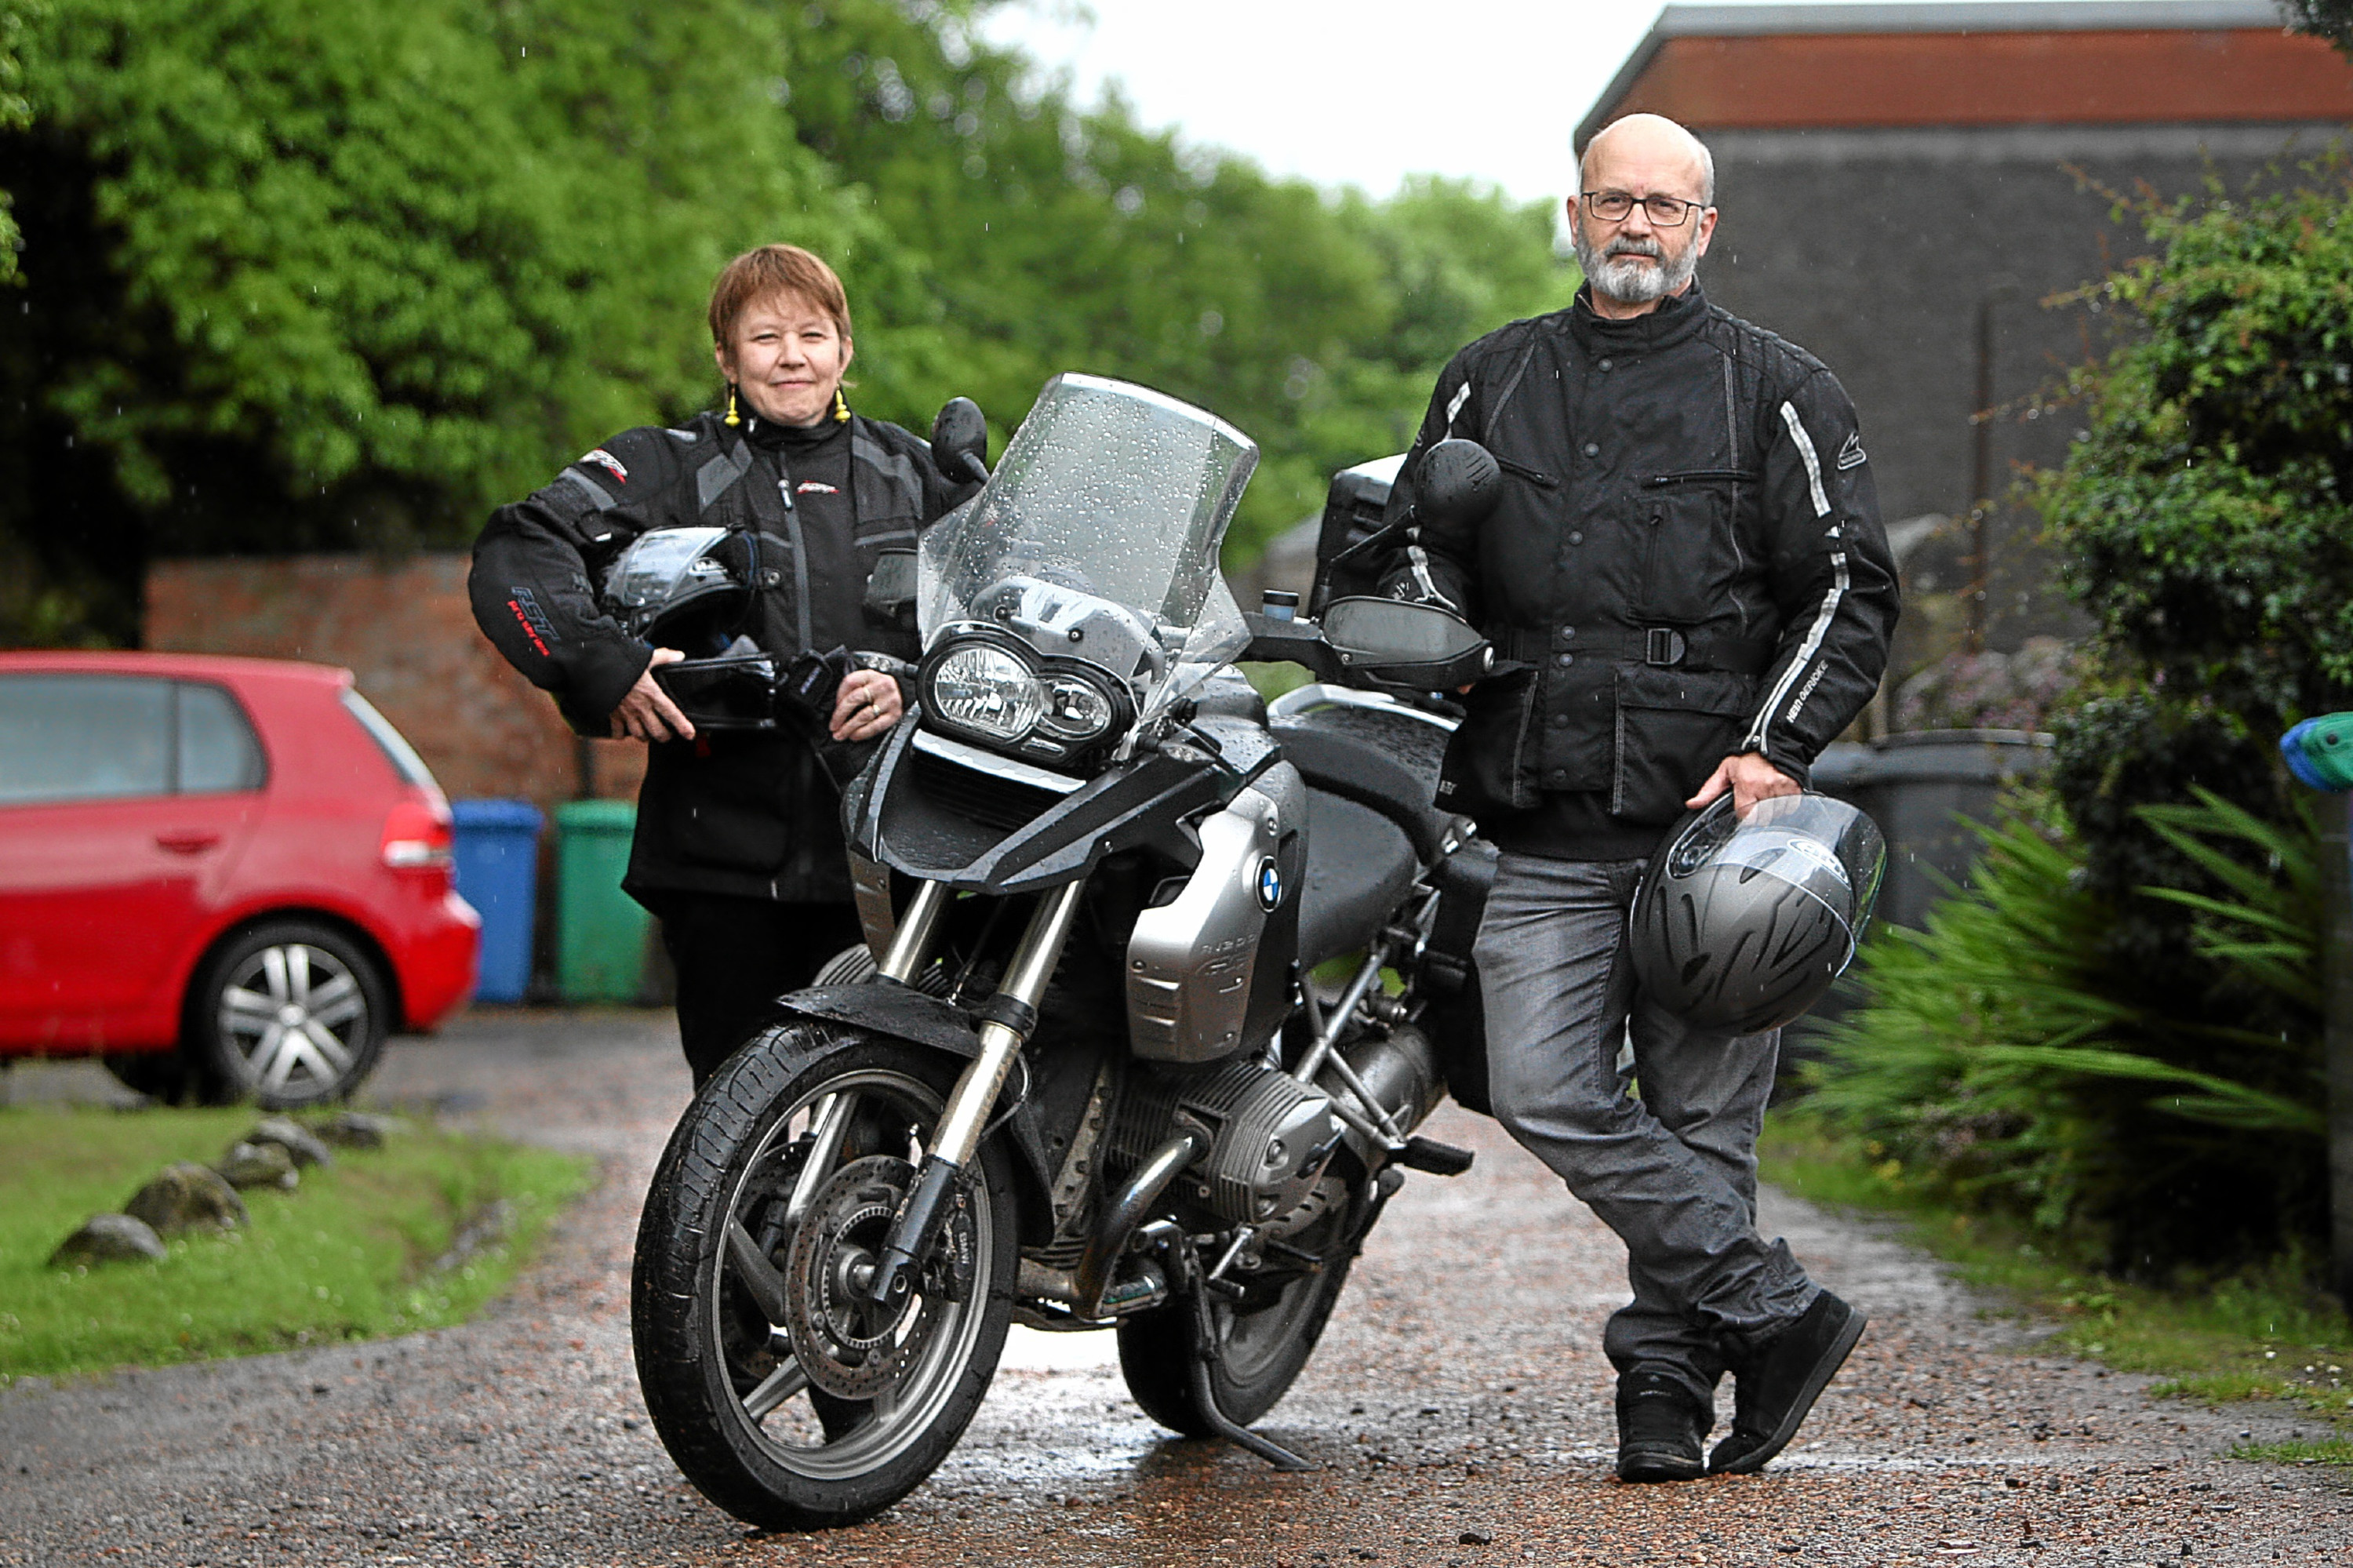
[1256,856,1283,911]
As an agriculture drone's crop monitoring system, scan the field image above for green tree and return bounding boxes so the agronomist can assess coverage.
[2282,0,2353,58]
[2,0,853,641]
[776,1,1572,556]
[1,0,1572,645]
[0,0,31,282]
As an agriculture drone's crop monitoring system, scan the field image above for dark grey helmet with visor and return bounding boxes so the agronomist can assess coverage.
[1627,791,1886,1036]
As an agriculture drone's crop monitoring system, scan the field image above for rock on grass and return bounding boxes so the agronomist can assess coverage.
[123,1160,249,1235]
[317,1111,407,1149]
[215,1140,299,1191]
[47,1213,167,1267]
[248,1115,333,1169]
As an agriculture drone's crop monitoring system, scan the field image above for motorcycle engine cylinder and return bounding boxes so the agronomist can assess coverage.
[1107,1057,1344,1227]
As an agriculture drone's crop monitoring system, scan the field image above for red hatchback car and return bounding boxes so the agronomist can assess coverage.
[0,652,478,1106]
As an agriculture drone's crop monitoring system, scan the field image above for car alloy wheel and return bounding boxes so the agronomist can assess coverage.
[193,921,388,1107]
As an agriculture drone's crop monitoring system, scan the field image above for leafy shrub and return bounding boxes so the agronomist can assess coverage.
[1808,790,2328,1273]
[2034,155,2353,1063]
[1817,162,2353,1278]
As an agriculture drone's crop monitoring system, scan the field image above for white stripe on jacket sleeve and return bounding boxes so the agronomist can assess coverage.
[1745,401,1848,752]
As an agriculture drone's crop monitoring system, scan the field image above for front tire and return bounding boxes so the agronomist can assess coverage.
[631,1025,1017,1531]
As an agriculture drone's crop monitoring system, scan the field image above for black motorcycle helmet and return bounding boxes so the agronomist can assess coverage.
[602,526,789,729]
[1627,791,1886,1035]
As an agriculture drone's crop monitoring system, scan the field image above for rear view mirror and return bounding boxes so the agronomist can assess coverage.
[864,548,918,633]
[931,398,991,486]
[1415,438,1500,529]
[1321,596,1490,688]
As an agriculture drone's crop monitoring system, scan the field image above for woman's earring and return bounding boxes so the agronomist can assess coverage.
[724,385,740,427]
[833,388,851,424]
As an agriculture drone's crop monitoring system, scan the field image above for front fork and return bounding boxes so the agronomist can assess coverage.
[860,878,1087,1305]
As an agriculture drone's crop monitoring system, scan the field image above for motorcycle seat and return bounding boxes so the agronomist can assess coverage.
[1272,722,1449,864]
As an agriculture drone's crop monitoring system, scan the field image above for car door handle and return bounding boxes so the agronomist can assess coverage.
[155,831,221,855]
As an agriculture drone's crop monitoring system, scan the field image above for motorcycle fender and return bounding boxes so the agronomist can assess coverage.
[778,980,984,1058]
[770,980,1063,1220]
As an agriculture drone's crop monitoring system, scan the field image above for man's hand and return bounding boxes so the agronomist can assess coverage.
[830,668,904,743]
[1686,751,1799,818]
[610,648,696,744]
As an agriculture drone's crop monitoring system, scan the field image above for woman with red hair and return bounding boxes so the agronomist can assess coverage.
[471,244,976,1083]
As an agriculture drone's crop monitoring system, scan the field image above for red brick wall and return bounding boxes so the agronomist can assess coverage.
[145,554,647,812]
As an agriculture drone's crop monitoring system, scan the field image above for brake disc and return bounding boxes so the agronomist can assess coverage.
[782,1155,936,1400]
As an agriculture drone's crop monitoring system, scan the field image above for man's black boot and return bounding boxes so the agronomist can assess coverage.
[1708,1290,1867,1475]
[1615,1368,1708,1483]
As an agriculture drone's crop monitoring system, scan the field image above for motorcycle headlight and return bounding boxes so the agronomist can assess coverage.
[926,642,1044,744]
[1038,671,1117,742]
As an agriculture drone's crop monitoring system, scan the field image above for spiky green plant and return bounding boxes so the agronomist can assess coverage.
[1804,790,2328,1270]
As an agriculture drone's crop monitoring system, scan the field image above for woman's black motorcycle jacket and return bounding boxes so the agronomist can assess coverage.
[469,409,971,904]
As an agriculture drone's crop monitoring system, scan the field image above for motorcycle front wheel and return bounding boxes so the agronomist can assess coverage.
[631,1024,1017,1531]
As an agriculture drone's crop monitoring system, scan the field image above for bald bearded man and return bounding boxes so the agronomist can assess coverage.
[1374,114,1899,1481]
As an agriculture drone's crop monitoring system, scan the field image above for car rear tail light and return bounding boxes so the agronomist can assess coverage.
[382,795,453,871]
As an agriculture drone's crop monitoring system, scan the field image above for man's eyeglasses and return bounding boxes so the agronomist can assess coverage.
[1580,191,1707,227]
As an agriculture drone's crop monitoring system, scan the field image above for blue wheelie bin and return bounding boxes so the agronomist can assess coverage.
[450,799,545,1004]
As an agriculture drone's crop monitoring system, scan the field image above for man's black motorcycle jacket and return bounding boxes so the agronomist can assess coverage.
[470,409,972,904]
[1376,283,1900,860]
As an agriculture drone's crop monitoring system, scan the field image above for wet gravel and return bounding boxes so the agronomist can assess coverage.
[4,1009,2349,1567]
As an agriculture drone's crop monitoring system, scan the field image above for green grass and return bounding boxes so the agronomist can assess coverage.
[0,1104,595,1385]
[1761,1104,2353,1464]
[2233,1438,2353,1467]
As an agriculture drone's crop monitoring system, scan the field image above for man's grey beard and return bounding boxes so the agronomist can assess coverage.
[1573,221,1700,305]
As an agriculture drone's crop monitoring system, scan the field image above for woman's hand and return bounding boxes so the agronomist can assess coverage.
[610,648,696,744]
[831,668,904,743]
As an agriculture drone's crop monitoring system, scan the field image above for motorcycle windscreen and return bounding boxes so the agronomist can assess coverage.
[918,373,1257,723]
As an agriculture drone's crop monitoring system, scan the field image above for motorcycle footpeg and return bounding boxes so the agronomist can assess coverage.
[1398,1137,1475,1177]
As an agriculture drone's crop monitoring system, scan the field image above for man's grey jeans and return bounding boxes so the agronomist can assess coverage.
[1474,850,1817,1411]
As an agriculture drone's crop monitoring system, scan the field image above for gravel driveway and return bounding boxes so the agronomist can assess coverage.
[3,1009,2348,1567]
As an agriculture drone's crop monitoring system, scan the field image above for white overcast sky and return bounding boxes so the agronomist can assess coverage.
[977,0,2086,204]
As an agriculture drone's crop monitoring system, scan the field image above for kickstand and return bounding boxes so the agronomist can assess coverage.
[1187,1289,1312,1472]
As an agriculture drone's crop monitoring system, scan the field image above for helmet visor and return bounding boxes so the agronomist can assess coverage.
[604,526,735,638]
[1714,794,1886,937]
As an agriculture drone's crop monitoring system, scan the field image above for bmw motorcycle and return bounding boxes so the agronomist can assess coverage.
[630,373,1505,1530]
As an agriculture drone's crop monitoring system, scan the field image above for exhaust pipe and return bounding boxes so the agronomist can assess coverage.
[1321,1021,1441,1134]
[1068,1128,1207,1319]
